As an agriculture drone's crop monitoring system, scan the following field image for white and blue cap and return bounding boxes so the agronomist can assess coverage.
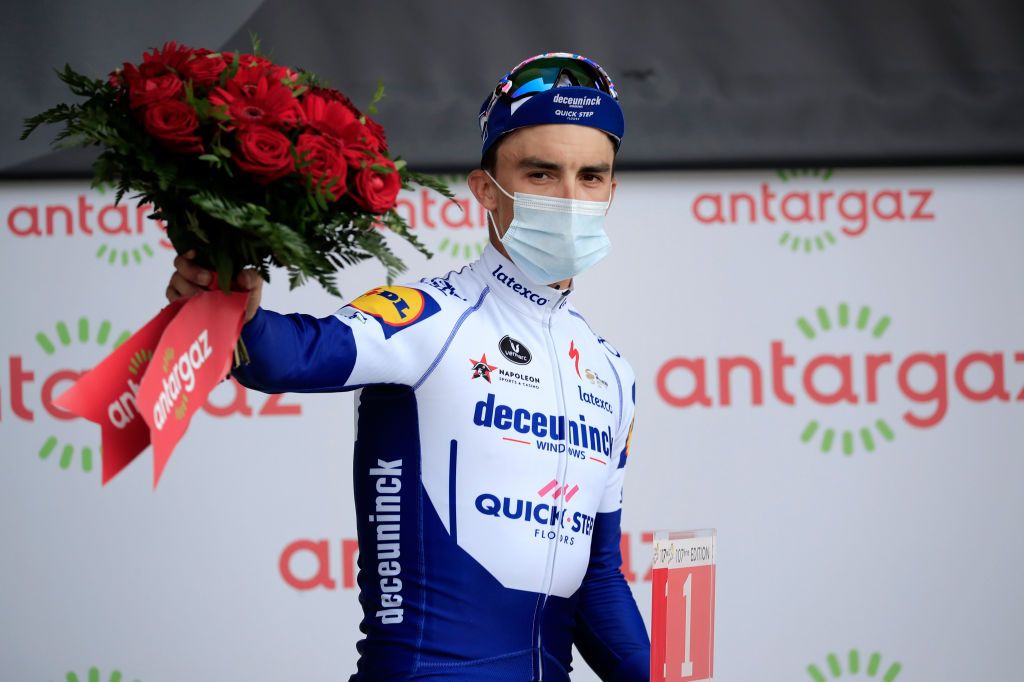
[478,52,625,157]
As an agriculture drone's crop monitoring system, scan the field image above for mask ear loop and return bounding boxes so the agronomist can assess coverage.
[483,170,516,241]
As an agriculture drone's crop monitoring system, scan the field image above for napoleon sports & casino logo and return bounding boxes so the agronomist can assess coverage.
[656,302,1022,455]
[3,183,173,266]
[1,317,301,476]
[690,169,936,252]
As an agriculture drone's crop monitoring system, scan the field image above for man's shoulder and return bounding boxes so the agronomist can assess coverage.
[414,263,484,309]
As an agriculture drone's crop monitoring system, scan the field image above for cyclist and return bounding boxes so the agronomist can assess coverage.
[167,52,650,681]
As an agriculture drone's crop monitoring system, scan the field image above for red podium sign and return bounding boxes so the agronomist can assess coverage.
[651,529,716,682]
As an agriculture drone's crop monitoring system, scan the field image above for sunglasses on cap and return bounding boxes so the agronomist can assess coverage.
[480,52,619,130]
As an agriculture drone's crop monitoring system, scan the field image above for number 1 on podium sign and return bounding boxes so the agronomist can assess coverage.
[650,529,716,681]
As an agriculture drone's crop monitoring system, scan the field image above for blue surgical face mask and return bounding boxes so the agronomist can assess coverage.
[484,170,612,286]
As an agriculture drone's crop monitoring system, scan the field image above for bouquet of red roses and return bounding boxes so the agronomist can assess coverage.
[23,40,449,296]
[20,40,451,487]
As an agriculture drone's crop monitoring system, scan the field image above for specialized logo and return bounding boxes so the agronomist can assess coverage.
[806,649,901,681]
[492,264,549,305]
[348,286,440,339]
[656,302,1024,456]
[470,353,497,383]
[499,335,532,365]
[569,340,582,378]
[475,478,594,545]
[473,393,613,463]
[690,168,936,253]
[1,183,174,267]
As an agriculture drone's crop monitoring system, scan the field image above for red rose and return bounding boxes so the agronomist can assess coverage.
[139,41,194,76]
[296,132,347,199]
[364,115,388,152]
[180,49,227,88]
[142,100,203,154]
[124,66,184,109]
[351,155,401,213]
[233,125,295,183]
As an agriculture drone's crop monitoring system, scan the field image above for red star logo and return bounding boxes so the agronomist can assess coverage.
[469,353,498,383]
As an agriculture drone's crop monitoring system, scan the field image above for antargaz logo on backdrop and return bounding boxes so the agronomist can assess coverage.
[690,169,936,252]
[807,649,902,681]
[2,317,302,477]
[390,174,489,260]
[58,666,142,682]
[656,302,1023,455]
[3,183,173,267]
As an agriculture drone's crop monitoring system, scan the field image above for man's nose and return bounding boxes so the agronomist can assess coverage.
[558,177,578,200]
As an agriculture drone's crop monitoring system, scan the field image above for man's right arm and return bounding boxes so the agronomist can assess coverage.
[230,307,360,393]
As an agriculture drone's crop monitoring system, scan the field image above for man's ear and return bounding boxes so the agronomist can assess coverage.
[468,169,498,211]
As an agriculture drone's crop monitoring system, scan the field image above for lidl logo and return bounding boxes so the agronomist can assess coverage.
[807,649,901,681]
[690,169,936,253]
[348,286,440,339]
[656,302,1024,456]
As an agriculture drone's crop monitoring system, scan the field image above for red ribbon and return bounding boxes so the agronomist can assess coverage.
[54,290,250,487]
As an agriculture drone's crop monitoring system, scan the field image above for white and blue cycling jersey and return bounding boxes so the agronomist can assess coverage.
[232,244,650,681]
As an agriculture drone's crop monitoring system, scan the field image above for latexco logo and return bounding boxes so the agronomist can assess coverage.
[807,649,901,681]
[4,183,173,267]
[55,666,141,682]
[656,302,1023,456]
[690,169,936,253]
[2,317,302,476]
[392,174,489,260]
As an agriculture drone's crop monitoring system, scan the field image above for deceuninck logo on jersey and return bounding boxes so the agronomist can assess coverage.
[348,286,440,340]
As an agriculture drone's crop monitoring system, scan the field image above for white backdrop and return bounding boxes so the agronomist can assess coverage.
[1,167,1021,681]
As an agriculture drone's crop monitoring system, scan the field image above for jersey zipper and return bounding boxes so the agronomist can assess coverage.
[536,292,572,681]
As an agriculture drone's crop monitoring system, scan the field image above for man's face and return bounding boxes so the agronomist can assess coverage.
[469,123,617,242]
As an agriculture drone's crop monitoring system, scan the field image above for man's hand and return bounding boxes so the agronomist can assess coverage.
[166,249,263,323]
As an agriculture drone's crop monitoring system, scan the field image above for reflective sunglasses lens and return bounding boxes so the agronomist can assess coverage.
[507,58,605,100]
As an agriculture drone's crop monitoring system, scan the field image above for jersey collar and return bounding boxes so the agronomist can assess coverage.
[474,243,573,318]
